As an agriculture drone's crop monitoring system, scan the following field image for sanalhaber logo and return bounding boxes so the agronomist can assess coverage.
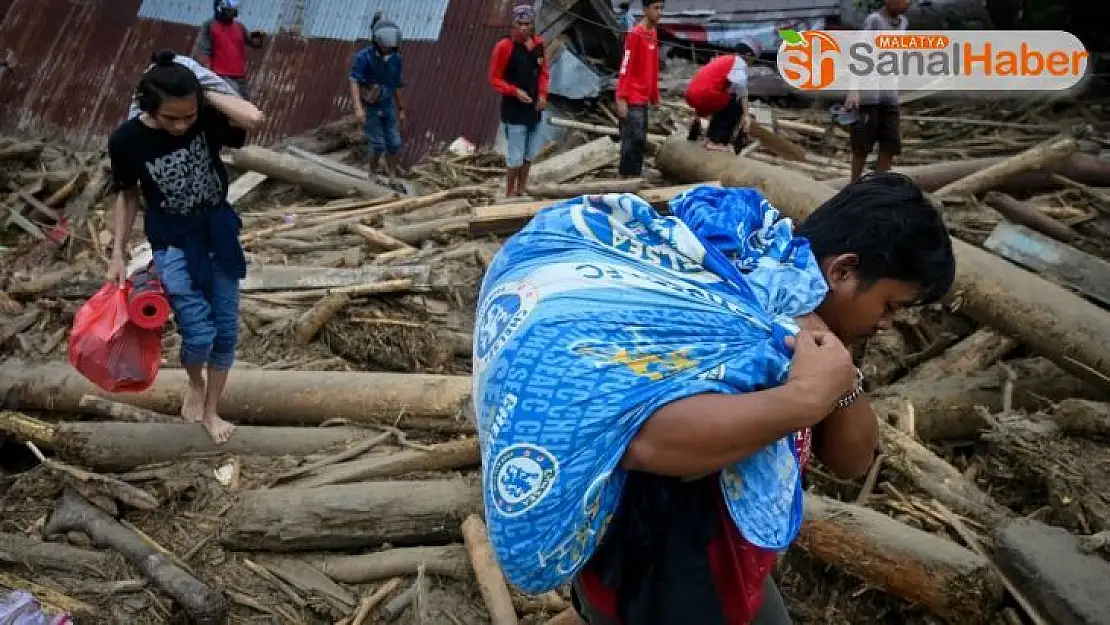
[776,28,1089,93]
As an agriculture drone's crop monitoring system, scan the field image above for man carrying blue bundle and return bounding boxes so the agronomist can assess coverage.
[474,173,956,625]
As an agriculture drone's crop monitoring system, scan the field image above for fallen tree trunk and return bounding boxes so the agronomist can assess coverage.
[528,178,645,199]
[0,413,373,471]
[898,328,1019,386]
[229,146,392,199]
[0,361,471,425]
[0,532,115,575]
[797,493,1004,622]
[308,546,472,583]
[45,489,227,624]
[221,479,482,551]
[934,135,1078,199]
[290,438,480,488]
[655,138,1110,391]
[528,136,619,184]
[983,191,1079,243]
[871,357,1106,441]
[827,153,1110,192]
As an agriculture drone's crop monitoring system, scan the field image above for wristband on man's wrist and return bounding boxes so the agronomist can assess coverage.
[836,367,865,410]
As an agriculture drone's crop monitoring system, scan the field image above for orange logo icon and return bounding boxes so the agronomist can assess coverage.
[779,31,842,91]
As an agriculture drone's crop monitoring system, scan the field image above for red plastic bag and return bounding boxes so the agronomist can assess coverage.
[68,282,162,393]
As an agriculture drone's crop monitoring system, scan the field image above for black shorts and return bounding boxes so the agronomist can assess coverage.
[850,104,901,156]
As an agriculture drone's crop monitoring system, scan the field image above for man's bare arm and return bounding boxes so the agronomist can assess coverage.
[814,400,878,479]
[111,189,140,259]
[622,384,826,477]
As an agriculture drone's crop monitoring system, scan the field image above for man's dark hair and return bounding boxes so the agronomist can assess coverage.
[796,172,955,304]
[136,49,204,114]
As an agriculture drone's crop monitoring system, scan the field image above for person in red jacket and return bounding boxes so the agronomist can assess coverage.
[199,0,263,99]
[615,0,664,178]
[489,4,550,197]
[685,41,759,153]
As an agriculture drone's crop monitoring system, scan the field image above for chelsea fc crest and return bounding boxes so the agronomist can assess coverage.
[490,444,558,517]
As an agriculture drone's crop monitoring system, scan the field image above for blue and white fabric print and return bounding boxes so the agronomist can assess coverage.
[472,185,829,593]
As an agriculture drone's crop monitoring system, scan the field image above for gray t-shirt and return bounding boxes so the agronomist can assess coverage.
[126,55,240,119]
[860,11,907,105]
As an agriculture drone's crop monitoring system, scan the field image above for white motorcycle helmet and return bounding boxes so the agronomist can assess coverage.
[371,13,402,49]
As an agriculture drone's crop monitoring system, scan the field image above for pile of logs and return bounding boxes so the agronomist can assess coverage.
[2,93,1110,624]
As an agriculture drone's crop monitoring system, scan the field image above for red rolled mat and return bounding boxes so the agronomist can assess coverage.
[127,268,171,330]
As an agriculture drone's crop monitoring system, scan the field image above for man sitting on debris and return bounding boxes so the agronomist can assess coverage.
[684,40,759,153]
[107,50,264,444]
[489,4,550,197]
[844,0,909,182]
[198,0,264,99]
[350,15,408,191]
[615,0,664,178]
[570,173,956,625]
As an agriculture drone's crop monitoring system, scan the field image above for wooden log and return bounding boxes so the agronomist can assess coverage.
[43,170,86,208]
[528,137,619,184]
[898,328,1019,385]
[0,307,41,346]
[78,395,177,423]
[293,292,350,346]
[933,135,1078,199]
[3,413,373,471]
[229,145,392,199]
[290,438,480,488]
[871,357,1106,441]
[221,479,482,551]
[462,515,519,625]
[239,264,428,292]
[1053,399,1110,438]
[265,235,365,254]
[470,183,704,235]
[45,489,227,624]
[548,117,667,143]
[7,265,85,298]
[22,438,158,510]
[0,532,115,575]
[66,159,111,222]
[796,493,1004,621]
[383,215,470,246]
[348,222,415,252]
[0,360,471,426]
[308,546,472,583]
[528,178,645,199]
[983,191,1079,243]
[984,222,1110,309]
[827,153,1110,192]
[748,120,806,161]
[655,137,1110,391]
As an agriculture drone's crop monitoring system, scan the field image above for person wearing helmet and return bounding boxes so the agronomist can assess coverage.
[350,15,407,189]
[488,4,550,197]
[684,41,759,153]
[198,0,264,99]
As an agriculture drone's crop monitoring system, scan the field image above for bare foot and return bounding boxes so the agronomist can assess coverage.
[705,142,731,152]
[202,413,236,444]
[181,383,205,423]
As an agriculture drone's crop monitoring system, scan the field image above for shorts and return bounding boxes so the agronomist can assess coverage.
[502,121,544,168]
[850,104,901,156]
[364,106,403,156]
[153,246,241,371]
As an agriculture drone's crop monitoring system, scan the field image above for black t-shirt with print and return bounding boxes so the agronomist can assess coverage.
[108,106,247,217]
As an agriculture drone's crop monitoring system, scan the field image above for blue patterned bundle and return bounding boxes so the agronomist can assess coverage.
[473,186,828,593]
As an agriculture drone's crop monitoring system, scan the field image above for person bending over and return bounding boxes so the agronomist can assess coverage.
[107,50,264,444]
[685,40,759,153]
[570,172,956,625]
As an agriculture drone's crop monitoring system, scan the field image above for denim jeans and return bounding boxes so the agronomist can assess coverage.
[152,246,240,371]
[502,121,544,168]
[364,105,402,156]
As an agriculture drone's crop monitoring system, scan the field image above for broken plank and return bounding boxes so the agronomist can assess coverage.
[984,222,1110,309]
[239,264,429,292]
[227,171,268,206]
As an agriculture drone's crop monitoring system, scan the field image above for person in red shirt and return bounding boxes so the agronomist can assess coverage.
[489,4,550,197]
[615,0,663,178]
[198,0,263,100]
[569,173,958,625]
[685,41,759,153]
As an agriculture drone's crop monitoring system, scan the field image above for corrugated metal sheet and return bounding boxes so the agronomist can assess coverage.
[138,0,289,34]
[0,0,504,164]
[626,0,840,22]
[302,0,450,42]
